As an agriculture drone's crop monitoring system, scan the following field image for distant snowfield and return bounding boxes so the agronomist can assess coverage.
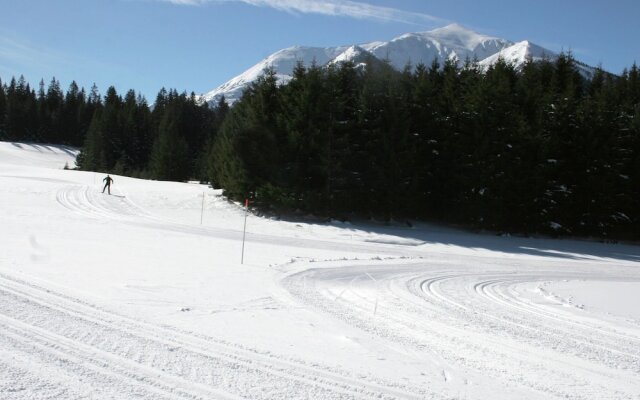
[1,141,639,399]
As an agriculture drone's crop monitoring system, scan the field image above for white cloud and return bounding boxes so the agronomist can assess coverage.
[0,36,63,68]
[0,32,128,83]
[165,0,208,4]
[162,0,444,25]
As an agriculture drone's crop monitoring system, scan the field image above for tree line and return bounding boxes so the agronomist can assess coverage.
[0,76,98,147]
[1,54,638,239]
[0,76,228,180]
[209,55,639,240]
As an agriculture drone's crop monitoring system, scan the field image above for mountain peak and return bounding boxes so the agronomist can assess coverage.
[429,23,474,35]
[427,23,493,39]
[478,40,553,66]
[202,25,593,105]
[423,23,506,53]
[329,45,385,70]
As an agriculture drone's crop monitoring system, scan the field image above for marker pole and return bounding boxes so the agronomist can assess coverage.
[241,199,249,264]
[200,192,205,225]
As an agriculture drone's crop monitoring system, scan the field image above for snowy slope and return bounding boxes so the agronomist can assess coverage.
[203,24,594,105]
[478,40,552,69]
[360,23,511,70]
[329,45,378,68]
[2,140,640,399]
[477,39,597,78]
[204,45,348,104]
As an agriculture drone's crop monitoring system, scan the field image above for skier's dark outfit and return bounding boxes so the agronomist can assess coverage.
[102,175,114,195]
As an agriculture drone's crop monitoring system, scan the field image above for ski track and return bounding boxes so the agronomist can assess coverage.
[4,182,635,399]
[54,184,418,257]
[283,264,640,399]
[0,272,425,400]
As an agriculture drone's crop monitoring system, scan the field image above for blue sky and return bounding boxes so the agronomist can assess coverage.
[1,0,638,101]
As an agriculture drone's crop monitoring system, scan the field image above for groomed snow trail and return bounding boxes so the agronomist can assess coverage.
[54,183,423,257]
[0,272,422,400]
[2,142,640,399]
[283,261,640,399]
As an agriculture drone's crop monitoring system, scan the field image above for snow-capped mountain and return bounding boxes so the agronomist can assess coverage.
[476,39,596,79]
[205,46,350,105]
[329,45,376,67]
[203,24,587,105]
[478,40,550,68]
[358,24,512,71]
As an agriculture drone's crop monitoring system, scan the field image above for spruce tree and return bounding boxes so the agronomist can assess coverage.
[77,109,107,171]
[100,86,123,170]
[80,84,101,145]
[410,61,444,219]
[5,76,38,141]
[0,79,6,139]
[208,106,250,197]
[357,60,410,219]
[476,58,525,230]
[45,77,64,143]
[277,61,331,211]
[36,79,48,142]
[126,92,152,173]
[149,103,190,181]
[62,81,85,146]
[325,62,361,215]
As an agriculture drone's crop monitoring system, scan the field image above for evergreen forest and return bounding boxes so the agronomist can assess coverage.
[0,54,638,240]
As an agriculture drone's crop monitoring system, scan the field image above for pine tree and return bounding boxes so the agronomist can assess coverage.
[62,81,85,146]
[100,86,123,170]
[77,108,107,171]
[357,60,410,219]
[436,58,467,221]
[114,89,138,174]
[35,79,48,142]
[125,92,152,173]
[474,58,525,230]
[193,97,223,182]
[324,61,361,215]
[409,61,444,219]
[45,77,64,143]
[80,84,101,144]
[538,53,585,235]
[606,64,640,238]
[149,103,191,181]
[5,76,38,141]
[277,61,332,211]
[208,69,284,202]
[208,106,250,197]
[0,79,6,139]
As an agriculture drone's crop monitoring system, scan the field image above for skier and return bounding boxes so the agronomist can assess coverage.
[102,175,114,195]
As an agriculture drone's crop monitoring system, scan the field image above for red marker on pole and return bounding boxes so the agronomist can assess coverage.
[241,198,249,264]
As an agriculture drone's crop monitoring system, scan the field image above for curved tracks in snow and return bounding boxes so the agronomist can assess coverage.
[54,184,415,256]
[284,264,640,399]
[26,183,640,398]
[0,273,421,400]
[56,184,156,222]
[0,183,424,399]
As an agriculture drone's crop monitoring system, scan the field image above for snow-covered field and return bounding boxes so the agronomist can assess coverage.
[1,141,639,399]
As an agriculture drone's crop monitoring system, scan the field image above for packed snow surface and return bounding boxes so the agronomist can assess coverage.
[1,141,639,399]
